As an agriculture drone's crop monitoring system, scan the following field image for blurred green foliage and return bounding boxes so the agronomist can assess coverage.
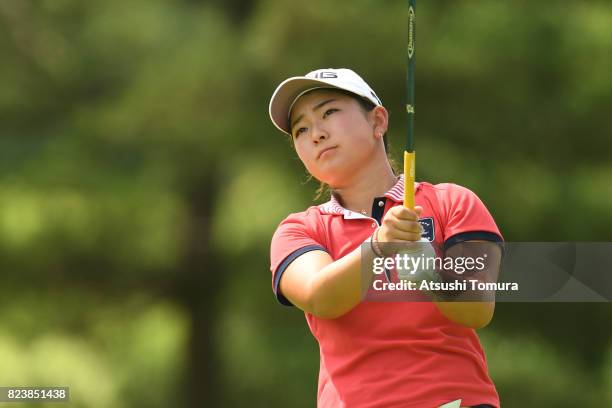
[0,0,611,406]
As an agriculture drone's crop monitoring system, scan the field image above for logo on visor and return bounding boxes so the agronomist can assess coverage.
[313,71,338,79]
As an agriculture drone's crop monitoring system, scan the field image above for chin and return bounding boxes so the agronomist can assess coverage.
[318,172,350,189]
[309,161,357,188]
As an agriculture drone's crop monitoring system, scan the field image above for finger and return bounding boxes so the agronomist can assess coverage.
[387,230,423,242]
[394,220,423,234]
[391,206,420,221]
[383,219,422,235]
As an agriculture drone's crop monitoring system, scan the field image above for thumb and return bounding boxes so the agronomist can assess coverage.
[414,205,423,216]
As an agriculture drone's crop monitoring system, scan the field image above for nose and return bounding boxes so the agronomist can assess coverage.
[310,124,328,144]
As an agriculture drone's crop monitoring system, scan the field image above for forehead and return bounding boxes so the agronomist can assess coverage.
[290,89,355,116]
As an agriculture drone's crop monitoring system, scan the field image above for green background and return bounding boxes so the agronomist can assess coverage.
[1,0,611,406]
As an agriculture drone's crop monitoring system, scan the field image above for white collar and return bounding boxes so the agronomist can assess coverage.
[318,175,418,218]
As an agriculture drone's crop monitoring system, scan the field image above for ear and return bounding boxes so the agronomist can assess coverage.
[370,106,389,139]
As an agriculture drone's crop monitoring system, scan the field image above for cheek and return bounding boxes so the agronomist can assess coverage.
[294,141,313,167]
[344,120,374,148]
[343,112,372,138]
[294,141,327,178]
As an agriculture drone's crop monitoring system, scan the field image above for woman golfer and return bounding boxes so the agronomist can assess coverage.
[268,68,503,408]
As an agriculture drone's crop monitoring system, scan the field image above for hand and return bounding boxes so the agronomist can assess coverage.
[378,205,423,248]
[376,205,437,284]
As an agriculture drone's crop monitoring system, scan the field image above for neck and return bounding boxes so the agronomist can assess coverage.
[331,158,397,216]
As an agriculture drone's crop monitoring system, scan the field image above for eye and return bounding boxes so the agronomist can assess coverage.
[293,127,307,138]
[323,108,338,118]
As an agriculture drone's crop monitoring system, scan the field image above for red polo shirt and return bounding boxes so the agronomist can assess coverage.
[270,177,503,408]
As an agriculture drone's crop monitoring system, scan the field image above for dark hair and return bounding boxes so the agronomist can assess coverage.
[291,88,398,201]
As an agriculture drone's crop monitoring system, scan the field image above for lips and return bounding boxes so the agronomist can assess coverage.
[317,146,338,159]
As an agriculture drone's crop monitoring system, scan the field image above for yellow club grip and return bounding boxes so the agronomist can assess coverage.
[404,150,415,209]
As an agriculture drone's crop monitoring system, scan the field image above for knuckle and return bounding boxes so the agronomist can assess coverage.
[399,210,415,220]
[394,207,407,218]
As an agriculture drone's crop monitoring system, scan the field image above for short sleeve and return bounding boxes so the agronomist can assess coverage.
[435,183,503,249]
[270,210,328,306]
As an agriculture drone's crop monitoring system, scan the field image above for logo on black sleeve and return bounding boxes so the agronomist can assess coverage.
[419,217,435,242]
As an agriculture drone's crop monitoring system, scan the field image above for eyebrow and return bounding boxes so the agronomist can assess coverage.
[290,98,337,131]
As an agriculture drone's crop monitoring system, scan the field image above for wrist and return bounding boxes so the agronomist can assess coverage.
[369,227,385,257]
[373,227,399,258]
